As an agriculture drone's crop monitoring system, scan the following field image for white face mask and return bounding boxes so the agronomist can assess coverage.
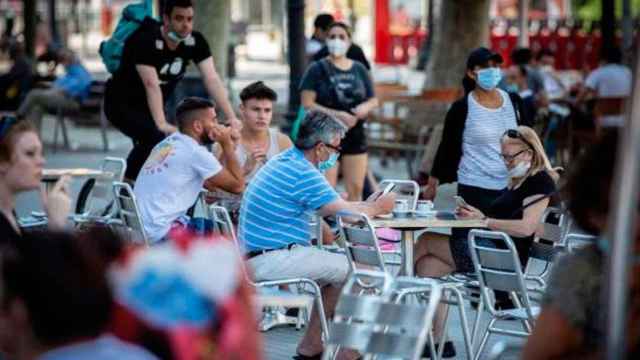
[508,161,531,178]
[327,39,349,57]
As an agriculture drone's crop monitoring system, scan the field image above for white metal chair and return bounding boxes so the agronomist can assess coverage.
[73,157,127,226]
[392,275,479,360]
[322,269,441,360]
[337,211,477,359]
[525,207,570,287]
[112,181,149,246]
[468,229,541,360]
[337,212,388,274]
[207,205,328,337]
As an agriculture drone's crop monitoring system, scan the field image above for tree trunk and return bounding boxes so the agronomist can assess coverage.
[423,0,491,90]
[601,0,616,58]
[24,0,36,59]
[194,0,230,79]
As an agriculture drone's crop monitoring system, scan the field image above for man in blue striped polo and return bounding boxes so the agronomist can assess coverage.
[238,111,395,359]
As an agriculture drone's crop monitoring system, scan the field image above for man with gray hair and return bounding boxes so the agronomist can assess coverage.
[238,111,394,359]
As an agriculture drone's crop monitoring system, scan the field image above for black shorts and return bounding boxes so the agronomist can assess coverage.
[339,120,367,155]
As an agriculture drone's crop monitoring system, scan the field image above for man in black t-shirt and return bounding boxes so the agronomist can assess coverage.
[104,0,240,182]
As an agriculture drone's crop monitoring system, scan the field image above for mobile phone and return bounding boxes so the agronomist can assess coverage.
[371,183,396,202]
[454,196,470,208]
[381,183,396,196]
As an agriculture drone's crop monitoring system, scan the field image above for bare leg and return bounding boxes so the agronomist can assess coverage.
[414,234,457,342]
[414,233,456,273]
[340,154,367,201]
[324,162,339,188]
[297,284,341,356]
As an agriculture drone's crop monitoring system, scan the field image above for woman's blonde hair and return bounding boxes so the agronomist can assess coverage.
[501,126,560,187]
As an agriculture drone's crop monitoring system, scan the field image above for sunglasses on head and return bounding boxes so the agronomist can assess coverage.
[0,115,18,141]
[503,129,535,150]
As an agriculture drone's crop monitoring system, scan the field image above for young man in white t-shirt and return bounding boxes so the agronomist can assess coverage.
[134,97,244,243]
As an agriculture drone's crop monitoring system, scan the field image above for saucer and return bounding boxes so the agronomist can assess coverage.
[415,210,437,217]
[392,210,412,218]
[376,213,393,219]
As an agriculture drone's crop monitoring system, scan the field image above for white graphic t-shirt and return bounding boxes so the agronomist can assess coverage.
[134,133,222,242]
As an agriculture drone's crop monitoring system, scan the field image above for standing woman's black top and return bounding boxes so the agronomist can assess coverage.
[0,212,20,245]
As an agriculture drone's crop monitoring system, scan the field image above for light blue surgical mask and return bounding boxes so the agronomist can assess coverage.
[167,30,188,43]
[476,67,502,90]
[318,152,339,173]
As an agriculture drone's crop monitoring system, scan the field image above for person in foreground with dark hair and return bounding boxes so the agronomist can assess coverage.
[523,132,640,359]
[134,97,244,243]
[209,81,291,220]
[0,230,157,360]
[104,0,241,182]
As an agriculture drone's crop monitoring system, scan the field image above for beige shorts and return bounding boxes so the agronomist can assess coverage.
[248,245,350,286]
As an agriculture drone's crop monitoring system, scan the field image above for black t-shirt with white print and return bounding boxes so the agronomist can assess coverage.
[106,20,211,106]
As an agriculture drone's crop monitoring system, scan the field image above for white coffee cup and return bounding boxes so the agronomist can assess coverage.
[394,199,409,212]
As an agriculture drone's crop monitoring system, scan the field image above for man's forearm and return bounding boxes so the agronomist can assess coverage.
[344,201,384,218]
[143,84,168,128]
[221,144,244,182]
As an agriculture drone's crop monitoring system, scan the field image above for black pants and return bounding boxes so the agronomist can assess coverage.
[104,88,165,181]
[450,183,504,272]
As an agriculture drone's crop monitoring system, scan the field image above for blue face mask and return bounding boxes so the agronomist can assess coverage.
[318,152,339,173]
[167,30,188,43]
[476,67,502,90]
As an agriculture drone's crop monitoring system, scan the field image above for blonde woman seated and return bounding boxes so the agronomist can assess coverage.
[414,126,558,357]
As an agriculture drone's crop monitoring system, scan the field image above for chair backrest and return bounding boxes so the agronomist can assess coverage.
[337,212,387,274]
[207,205,237,243]
[378,179,419,210]
[82,157,127,217]
[325,270,441,360]
[207,204,259,284]
[529,207,568,262]
[467,230,534,316]
[112,181,148,246]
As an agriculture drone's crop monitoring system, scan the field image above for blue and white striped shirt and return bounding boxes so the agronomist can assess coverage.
[458,89,517,190]
[238,147,339,252]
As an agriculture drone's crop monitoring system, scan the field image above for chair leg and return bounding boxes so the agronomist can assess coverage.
[452,288,475,360]
[100,102,109,152]
[470,295,484,349]
[473,318,496,360]
[59,116,70,150]
[53,115,60,153]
